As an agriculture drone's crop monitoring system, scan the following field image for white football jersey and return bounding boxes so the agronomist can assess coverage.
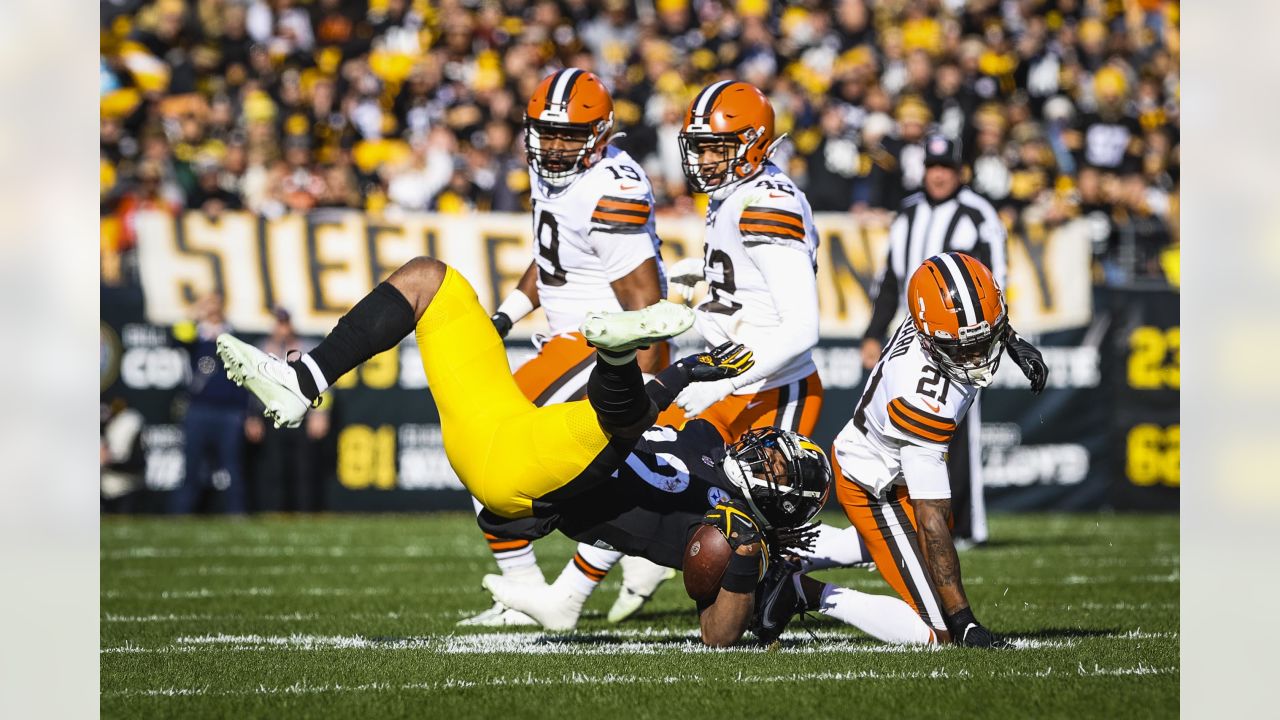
[693,163,819,393]
[832,319,980,497]
[530,147,665,334]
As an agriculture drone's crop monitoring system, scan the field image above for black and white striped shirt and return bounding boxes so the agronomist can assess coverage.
[864,187,1008,341]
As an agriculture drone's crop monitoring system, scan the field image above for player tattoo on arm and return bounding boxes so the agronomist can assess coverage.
[913,499,971,614]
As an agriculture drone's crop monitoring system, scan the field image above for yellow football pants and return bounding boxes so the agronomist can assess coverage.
[415,266,612,518]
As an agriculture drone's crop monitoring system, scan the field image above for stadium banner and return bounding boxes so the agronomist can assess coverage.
[132,210,1092,339]
[110,210,1177,513]
[1101,287,1180,511]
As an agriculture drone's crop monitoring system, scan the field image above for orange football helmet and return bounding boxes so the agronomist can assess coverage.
[678,81,777,197]
[907,252,1009,387]
[524,69,614,186]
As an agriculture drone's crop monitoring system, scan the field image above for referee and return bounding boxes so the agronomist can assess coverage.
[860,135,1008,546]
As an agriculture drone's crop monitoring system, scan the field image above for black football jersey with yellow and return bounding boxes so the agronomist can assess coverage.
[555,419,742,569]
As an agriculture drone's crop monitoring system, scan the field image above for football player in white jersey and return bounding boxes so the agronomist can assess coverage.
[820,252,1047,647]
[462,69,677,628]
[658,81,824,443]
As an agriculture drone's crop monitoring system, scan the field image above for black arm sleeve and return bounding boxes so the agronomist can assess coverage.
[863,256,901,342]
[645,363,694,411]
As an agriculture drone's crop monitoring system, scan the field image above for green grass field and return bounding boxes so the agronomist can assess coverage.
[101,512,1178,718]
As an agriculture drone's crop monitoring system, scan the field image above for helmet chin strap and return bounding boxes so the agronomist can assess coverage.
[707,131,788,201]
[763,132,789,160]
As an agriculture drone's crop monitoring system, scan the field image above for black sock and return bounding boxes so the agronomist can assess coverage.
[587,354,655,437]
[290,282,416,399]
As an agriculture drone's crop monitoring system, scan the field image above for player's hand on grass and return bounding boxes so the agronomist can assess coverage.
[946,607,1014,649]
[1005,329,1048,394]
[955,622,1014,649]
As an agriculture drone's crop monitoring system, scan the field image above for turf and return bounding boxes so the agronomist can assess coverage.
[101,512,1178,719]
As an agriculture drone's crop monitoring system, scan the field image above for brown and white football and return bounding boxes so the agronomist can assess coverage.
[682,524,733,603]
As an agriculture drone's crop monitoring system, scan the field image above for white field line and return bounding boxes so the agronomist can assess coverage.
[103,663,1178,698]
[101,586,399,600]
[102,545,477,561]
[101,629,1178,656]
[102,610,467,623]
[109,563,440,579]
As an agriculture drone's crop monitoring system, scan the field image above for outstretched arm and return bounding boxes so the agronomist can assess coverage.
[646,343,754,411]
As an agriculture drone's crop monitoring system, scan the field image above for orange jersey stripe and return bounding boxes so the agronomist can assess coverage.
[596,197,651,213]
[738,221,805,239]
[890,399,957,432]
[740,210,805,229]
[887,402,952,443]
[592,210,648,225]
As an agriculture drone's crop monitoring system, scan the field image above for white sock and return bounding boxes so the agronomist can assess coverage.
[557,544,622,597]
[796,524,869,572]
[595,349,637,365]
[299,354,330,394]
[470,496,544,583]
[818,583,935,645]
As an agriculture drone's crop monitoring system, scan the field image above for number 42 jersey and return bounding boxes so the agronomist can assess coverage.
[695,162,820,393]
[530,146,666,335]
[832,320,980,498]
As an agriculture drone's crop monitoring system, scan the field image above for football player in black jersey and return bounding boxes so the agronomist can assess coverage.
[480,345,937,647]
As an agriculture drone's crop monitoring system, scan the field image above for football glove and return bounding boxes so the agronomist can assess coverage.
[676,379,736,418]
[749,556,807,645]
[945,608,1014,649]
[702,499,766,552]
[1005,330,1048,394]
[490,311,514,339]
[678,342,755,382]
[667,256,705,303]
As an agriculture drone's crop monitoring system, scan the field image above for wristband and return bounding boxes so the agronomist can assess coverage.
[720,549,764,594]
[496,290,535,325]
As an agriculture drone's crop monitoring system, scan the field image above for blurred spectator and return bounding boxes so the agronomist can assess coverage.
[100,0,1179,287]
[100,398,145,513]
[169,292,247,514]
[244,307,331,512]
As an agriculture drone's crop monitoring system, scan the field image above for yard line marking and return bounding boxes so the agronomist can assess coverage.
[102,664,1179,698]
[100,630,1178,657]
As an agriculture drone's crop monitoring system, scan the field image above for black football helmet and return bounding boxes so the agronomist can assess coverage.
[718,428,832,530]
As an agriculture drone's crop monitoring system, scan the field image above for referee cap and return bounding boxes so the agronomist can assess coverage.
[924,134,962,168]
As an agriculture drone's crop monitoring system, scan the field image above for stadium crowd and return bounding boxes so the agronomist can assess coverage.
[101,0,1179,288]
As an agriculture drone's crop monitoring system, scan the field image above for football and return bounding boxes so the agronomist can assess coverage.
[682,523,733,603]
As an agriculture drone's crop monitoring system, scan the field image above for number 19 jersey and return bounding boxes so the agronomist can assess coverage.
[530,146,666,335]
[832,320,979,498]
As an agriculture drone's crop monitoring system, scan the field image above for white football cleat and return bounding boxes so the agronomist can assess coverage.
[607,555,676,623]
[216,334,313,428]
[456,601,538,627]
[482,574,585,631]
[581,300,694,353]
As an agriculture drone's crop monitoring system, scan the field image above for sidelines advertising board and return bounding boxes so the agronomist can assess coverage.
[102,209,1177,513]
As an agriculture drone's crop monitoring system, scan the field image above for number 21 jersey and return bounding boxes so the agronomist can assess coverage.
[832,320,979,498]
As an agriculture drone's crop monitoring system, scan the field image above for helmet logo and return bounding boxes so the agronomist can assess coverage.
[707,486,730,507]
[958,321,991,342]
